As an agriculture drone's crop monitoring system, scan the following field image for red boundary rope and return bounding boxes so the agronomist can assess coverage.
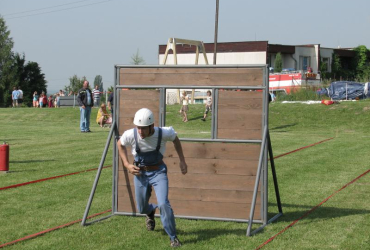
[255,169,370,250]
[0,137,334,192]
[0,209,112,248]
[271,137,334,160]
[0,165,112,191]
[0,137,336,247]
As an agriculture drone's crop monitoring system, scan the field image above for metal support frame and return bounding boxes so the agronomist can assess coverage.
[82,65,283,237]
[81,121,116,226]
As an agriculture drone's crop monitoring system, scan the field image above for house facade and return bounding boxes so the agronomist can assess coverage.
[158,40,357,74]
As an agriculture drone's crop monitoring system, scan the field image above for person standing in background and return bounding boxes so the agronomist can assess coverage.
[108,91,114,116]
[18,87,23,106]
[77,80,93,133]
[12,87,19,108]
[93,85,101,108]
[33,91,39,108]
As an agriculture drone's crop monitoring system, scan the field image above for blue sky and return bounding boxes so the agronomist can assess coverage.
[1,0,369,93]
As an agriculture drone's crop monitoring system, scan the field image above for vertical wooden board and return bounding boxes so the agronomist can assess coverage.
[119,67,264,86]
[217,90,263,140]
[118,89,160,135]
[117,141,263,220]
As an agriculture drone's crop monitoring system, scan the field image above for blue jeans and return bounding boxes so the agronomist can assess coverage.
[134,164,176,240]
[80,106,91,131]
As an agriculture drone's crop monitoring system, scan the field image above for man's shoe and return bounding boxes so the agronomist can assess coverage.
[170,237,182,247]
[86,130,91,132]
[81,131,86,133]
[145,209,156,231]
[201,118,205,121]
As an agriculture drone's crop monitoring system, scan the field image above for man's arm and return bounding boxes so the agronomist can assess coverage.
[173,136,187,175]
[77,90,84,108]
[116,140,140,175]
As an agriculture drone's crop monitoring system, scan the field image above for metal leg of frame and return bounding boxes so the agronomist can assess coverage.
[267,131,283,214]
[246,127,267,236]
[81,121,116,226]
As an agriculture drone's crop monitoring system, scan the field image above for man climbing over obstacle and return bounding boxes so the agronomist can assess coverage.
[117,108,188,247]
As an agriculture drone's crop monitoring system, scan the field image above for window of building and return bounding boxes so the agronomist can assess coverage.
[299,56,311,71]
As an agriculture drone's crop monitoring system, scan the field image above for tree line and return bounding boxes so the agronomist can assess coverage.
[0,16,47,107]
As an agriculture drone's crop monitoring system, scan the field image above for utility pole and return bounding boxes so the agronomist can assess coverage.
[213,0,219,65]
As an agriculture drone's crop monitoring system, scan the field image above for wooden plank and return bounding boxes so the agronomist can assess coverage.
[217,129,262,140]
[164,158,258,176]
[118,186,260,204]
[117,198,261,220]
[165,142,261,160]
[119,67,263,87]
[119,171,257,191]
[217,113,262,130]
[218,90,263,99]
[120,107,160,117]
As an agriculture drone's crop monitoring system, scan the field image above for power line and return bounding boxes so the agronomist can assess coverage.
[6,0,113,20]
[3,0,93,16]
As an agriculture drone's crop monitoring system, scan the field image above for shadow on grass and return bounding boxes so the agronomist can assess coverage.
[187,115,205,121]
[267,202,370,223]
[176,228,246,244]
[10,160,56,164]
[270,123,298,130]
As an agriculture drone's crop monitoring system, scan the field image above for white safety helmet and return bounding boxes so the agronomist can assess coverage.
[133,108,155,126]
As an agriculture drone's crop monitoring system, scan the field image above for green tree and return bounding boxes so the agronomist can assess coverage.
[353,45,370,81]
[331,53,342,80]
[93,75,103,92]
[23,61,48,104]
[64,75,86,94]
[130,49,145,65]
[320,59,328,80]
[0,16,16,107]
[274,52,283,72]
[10,53,48,106]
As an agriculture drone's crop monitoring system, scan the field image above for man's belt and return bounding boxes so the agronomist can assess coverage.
[135,161,164,172]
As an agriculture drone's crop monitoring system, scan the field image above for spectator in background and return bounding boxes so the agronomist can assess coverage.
[307,66,313,73]
[12,87,19,108]
[39,93,44,108]
[108,91,114,116]
[96,103,111,127]
[18,87,23,105]
[55,93,60,108]
[59,90,65,96]
[201,90,212,121]
[77,80,93,133]
[179,91,189,122]
[33,91,39,108]
[93,85,101,107]
[48,95,54,108]
[269,92,276,102]
[68,91,74,96]
[42,92,47,108]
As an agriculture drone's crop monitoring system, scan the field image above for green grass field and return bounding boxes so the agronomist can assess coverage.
[0,101,369,250]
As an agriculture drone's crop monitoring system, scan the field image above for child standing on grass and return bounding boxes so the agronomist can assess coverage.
[48,95,53,108]
[179,91,189,122]
[33,91,39,108]
[39,94,44,108]
[201,90,212,121]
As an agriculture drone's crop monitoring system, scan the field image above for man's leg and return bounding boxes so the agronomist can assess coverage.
[134,175,156,214]
[80,107,86,131]
[85,106,91,131]
[150,168,177,241]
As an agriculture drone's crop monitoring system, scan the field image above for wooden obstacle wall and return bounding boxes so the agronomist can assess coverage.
[116,67,265,221]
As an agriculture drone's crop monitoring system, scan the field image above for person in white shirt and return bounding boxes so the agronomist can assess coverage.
[117,108,187,247]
